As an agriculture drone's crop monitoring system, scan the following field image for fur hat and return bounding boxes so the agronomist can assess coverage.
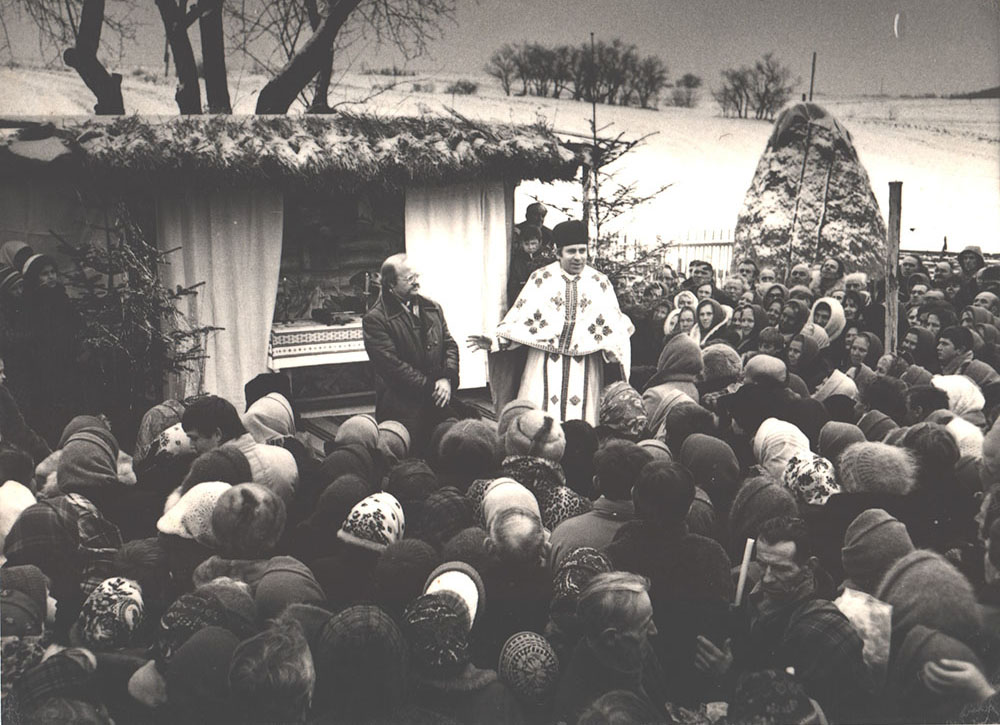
[441,527,491,573]
[876,550,983,647]
[337,492,405,552]
[837,442,917,495]
[335,414,379,450]
[497,399,538,439]
[841,508,914,593]
[499,632,559,705]
[157,481,231,546]
[857,409,899,442]
[211,483,287,559]
[424,561,486,631]
[505,410,566,462]
[75,577,144,650]
[700,344,743,386]
[377,420,411,462]
[782,453,840,506]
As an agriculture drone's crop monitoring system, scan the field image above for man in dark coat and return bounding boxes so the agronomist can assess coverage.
[363,254,459,454]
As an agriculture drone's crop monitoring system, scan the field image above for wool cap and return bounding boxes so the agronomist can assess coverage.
[817,421,866,464]
[335,413,379,450]
[552,220,588,248]
[308,474,370,541]
[901,364,934,388]
[841,509,915,593]
[637,438,673,460]
[75,577,144,650]
[837,442,917,495]
[377,420,411,462]
[424,560,486,631]
[1,588,44,636]
[319,443,376,489]
[1,564,48,619]
[727,476,798,561]
[254,556,327,621]
[385,459,439,505]
[932,374,986,416]
[497,399,538,439]
[857,410,899,442]
[499,632,559,705]
[372,539,440,612]
[700,344,743,386]
[782,452,840,506]
[439,419,499,474]
[402,592,470,677]
[337,491,405,552]
[211,483,287,559]
[876,549,983,647]
[505,410,566,462]
[744,355,788,385]
[181,445,252,492]
[157,481,231,546]
[417,487,474,547]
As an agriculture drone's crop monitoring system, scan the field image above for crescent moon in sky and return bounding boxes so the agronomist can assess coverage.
[894,12,904,40]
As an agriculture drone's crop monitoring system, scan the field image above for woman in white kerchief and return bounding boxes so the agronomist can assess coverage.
[468,220,633,425]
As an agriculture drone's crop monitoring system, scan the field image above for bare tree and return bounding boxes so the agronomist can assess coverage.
[153,0,203,113]
[713,66,753,118]
[631,55,669,109]
[714,53,797,120]
[485,43,516,95]
[671,72,701,108]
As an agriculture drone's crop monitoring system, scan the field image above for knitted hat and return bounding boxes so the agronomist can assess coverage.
[537,485,592,529]
[424,561,486,630]
[335,413,379,450]
[901,364,934,388]
[499,632,559,705]
[416,487,473,547]
[505,410,566,462]
[841,509,915,593]
[254,557,327,621]
[315,605,408,716]
[372,539,440,613]
[700,344,743,386]
[157,481,231,546]
[932,374,986,416]
[743,355,788,385]
[156,583,258,664]
[75,577,144,650]
[165,626,240,719]
[1,564,48,620]
[817,421,866,464]
[1,588,44,636]
[481,478,541,530]
[337,492,405,552]
[241,392,295,443]
[837,442,917,495]
[377,420,411,462]
[637,438,672,460]
[497,399,538,439]
[552,219,587,248]
[856,409,899,442]
[599,381,647,438]
[211,483,287,559]
[385,459,439,505]
[782,452,840,506]
[402,592,470,677]
[181,445,252,492]
[441,527,491,573]
[876,550,983,646]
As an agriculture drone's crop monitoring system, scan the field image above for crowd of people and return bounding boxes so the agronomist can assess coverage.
[1,240,1000,724]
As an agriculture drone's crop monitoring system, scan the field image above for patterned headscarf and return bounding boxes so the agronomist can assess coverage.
[135,400,186,462]
[782,453,841,506]
[599,381,647,438]
[337,492,405,552]
[75,577,144,650]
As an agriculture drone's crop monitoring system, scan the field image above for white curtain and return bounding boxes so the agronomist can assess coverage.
[405,181,513,389]
[156,188,284,410]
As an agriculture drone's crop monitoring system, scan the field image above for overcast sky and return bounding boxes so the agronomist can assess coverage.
[6,0,1000,96]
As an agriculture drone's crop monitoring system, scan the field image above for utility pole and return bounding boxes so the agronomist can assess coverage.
[590,31,600,242]
[885,181,902,354]
[808,51,817,101]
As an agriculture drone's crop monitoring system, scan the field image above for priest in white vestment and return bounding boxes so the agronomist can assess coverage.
[468,220,633,425]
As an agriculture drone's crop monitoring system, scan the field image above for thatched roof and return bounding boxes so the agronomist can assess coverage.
[0,113,581,192]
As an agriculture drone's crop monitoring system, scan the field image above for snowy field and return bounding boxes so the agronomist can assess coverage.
[2,65,998,254]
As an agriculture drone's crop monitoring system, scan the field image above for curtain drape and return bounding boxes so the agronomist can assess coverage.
[404,181,513,389]
[156,188,284,410]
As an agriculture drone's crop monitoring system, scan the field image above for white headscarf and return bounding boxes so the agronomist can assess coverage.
[754,418,811,481]
[242,393,295,443]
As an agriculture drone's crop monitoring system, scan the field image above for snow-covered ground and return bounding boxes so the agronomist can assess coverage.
[3,65,998,253]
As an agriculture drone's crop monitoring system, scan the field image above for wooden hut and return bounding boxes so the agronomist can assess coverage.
[0,113,581,414]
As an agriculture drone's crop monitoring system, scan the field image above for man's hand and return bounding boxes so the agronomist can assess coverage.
[694,636,733,676]
[432,378,452,408]
[922,659,996,701]
[466,335,493,351]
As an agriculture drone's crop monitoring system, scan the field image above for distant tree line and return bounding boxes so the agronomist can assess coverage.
[485,39,700,110]
[712,52,798,120]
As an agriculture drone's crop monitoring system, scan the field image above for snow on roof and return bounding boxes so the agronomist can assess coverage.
[0,113,581,191]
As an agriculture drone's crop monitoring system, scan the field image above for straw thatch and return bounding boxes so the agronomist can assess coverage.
[0,113,581,192]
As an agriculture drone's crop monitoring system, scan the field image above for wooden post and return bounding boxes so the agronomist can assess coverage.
[885,181,902,354]
[808,52,817,101]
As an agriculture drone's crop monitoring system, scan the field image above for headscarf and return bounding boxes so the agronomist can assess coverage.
[645,332,704,388]
[779,299,810,337]
[782,453,840,506]
[809,297,847,342]
[691,298,731,347]
[855,331,884,369]
[678,434,740,513]
[135,400,185,462]
[753,418,810,480]
[673,289,697,311]
[763,283,789,309]
[736,304,768,354]
[599,381,647,439]
[241,393,295,443]
[817,421,865,464]
[56,417,121,494]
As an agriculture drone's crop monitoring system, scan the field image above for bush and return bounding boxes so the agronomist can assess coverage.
[362,65,416,77]
[445,79,478,95]
[411,82,436,93]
